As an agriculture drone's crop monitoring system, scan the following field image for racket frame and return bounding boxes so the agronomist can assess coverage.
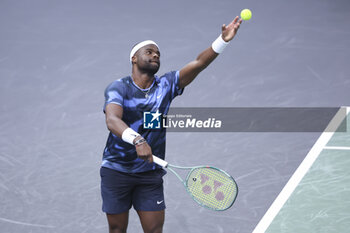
[152,155,238,211]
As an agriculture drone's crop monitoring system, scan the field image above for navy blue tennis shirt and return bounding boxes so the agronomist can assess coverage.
[102,71,184,173]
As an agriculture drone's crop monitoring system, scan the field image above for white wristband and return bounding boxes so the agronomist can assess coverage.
[211,35,229,54]
[122,128,140,145]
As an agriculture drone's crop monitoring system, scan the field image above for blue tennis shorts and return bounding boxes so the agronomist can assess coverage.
[100,167,166,214]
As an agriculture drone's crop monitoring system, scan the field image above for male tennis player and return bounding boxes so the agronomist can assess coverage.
[101,16,242,233]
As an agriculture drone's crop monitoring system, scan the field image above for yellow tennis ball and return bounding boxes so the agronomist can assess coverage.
[240,9,252,21]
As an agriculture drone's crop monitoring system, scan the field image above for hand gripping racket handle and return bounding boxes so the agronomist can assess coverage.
[152,155,168,168]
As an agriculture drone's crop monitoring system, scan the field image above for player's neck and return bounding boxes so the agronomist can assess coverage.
[131,69,155,89]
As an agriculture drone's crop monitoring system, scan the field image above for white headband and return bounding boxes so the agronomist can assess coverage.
[129,40,159,63]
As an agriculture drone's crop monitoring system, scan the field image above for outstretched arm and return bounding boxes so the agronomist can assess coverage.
[178,16,242,89]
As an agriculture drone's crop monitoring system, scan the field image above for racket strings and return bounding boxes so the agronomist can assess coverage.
[186,167,237,210]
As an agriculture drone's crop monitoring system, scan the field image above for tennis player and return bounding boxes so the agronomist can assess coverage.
[101,16,242,233]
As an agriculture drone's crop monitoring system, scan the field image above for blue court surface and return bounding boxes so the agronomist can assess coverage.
[1,0,350,233]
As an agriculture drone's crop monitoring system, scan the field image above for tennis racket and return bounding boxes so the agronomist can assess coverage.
[152,155,238,211]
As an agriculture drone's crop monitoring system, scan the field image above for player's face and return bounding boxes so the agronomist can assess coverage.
[134,45,160,75]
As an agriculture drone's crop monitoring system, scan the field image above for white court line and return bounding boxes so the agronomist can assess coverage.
[0,217,55,228]
[252,107,349,233]
[324,146,350,151]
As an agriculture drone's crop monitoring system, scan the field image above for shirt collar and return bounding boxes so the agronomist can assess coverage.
[130,75,158,91]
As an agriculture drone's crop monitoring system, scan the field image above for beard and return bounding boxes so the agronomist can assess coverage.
[137,59,160,75]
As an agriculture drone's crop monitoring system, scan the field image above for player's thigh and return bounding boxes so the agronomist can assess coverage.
[100,167,134,214]
[137,210,165,233]
[106,212,129,233]
[132,169,166,212]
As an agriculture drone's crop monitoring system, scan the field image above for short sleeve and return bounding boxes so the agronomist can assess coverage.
[164,70,184,100]
[103,79,126,112]
[174,70,184,96]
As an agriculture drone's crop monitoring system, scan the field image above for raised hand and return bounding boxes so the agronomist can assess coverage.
[221,16,243,42]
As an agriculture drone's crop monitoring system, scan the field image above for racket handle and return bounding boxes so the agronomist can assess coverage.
[152,155,168,168]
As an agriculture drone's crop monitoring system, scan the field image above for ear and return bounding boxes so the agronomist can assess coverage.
[131,55,137,64]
